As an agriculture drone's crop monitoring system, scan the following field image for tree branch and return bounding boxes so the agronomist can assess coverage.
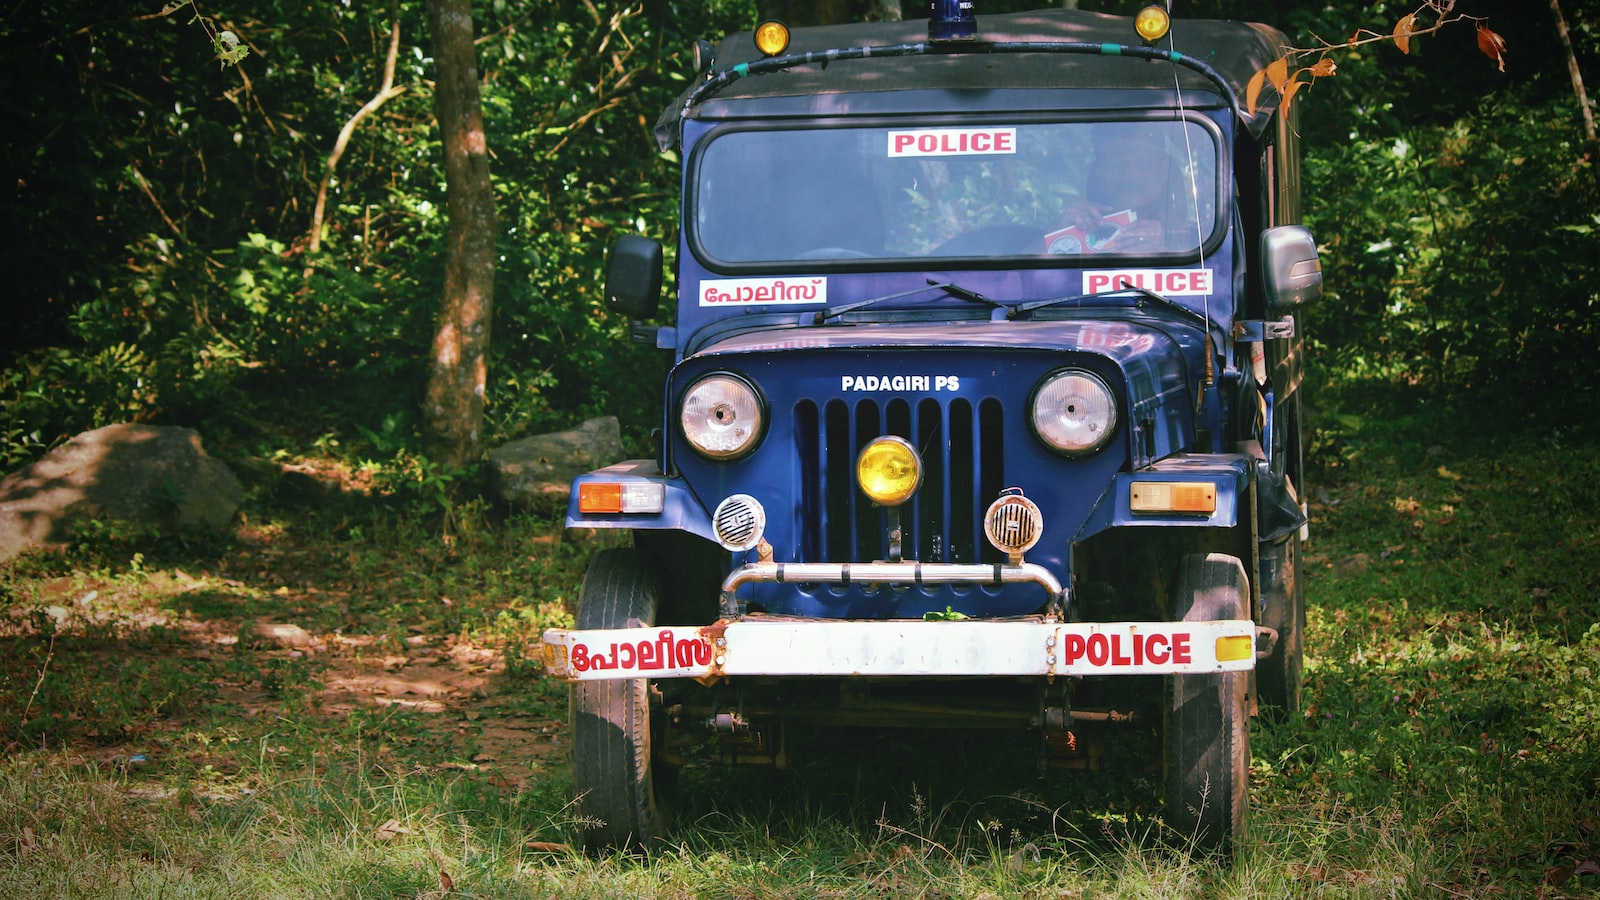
[130,165,183,238]
[306,9,407,263]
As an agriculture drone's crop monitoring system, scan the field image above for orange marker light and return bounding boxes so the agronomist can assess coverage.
[579,482,623,514]
[578,482,665,514]
[1129,481,1216,514]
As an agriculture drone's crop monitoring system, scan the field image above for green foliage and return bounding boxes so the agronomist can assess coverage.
[160,0,248,66]
[0,0,771,468]
[1,0,1596,468]
[1306,94,1600,395]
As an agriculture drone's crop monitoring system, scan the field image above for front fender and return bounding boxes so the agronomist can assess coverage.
[566,459,717,543]
[1074,453,1252,543]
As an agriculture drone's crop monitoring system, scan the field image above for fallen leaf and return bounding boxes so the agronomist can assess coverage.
[440,869,454,891]
[18,826,36,857]
[524,840,570,853]
[1545,865,1574,886]
[374,818,410,841]
[1333,552,1371,575]
[1575,860,1600,876]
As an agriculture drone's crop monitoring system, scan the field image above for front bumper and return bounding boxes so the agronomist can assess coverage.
[541,616,1256,682]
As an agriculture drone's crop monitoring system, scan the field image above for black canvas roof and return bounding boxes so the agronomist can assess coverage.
[657,8,1290,147]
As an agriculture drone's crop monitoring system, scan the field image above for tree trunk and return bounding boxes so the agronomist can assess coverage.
[423,0,496,469]
[1550,0,1597,147]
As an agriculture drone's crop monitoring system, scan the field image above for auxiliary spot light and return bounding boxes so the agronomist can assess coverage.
[754,20,790,56]
[856,436,922,507]
[1134,6,1170,43]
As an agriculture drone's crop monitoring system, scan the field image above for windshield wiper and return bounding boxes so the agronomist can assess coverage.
[1009,285,1208,326]
[811,278,1009,324]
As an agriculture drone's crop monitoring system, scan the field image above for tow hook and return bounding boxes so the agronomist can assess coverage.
[1255,625,1280,660]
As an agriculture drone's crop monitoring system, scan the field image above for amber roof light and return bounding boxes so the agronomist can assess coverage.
[753,20,790,57]
[1134,6,1170,44]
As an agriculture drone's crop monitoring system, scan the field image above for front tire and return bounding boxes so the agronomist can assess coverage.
[1257,533,1305,712]
[572,547,665,853]
[1164,553,1250,853]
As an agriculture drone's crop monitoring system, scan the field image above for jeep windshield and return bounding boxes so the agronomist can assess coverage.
[690,118,1222,268]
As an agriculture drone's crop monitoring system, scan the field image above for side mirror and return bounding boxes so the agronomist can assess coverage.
[605,235,663,320]
[1260,225,1322,312]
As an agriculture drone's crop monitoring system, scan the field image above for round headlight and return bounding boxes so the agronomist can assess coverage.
[680,373,764,460]
[1031,369,1118,456]
[856,436,922,506]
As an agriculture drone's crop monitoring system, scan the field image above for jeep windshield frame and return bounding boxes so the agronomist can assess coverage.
[686,114,1227,273]
[654,14,1290,151]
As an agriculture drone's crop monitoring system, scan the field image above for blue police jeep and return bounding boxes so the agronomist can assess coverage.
[543,4,1319,854]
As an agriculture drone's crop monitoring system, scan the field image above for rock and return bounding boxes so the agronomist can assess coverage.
[488,417,625,512]
[276,464,348,505]
[0,423,244,561]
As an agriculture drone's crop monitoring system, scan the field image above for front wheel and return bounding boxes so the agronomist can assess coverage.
[572,547,665,853]
[1257,533,1305,712]
[1164,553,1250,853]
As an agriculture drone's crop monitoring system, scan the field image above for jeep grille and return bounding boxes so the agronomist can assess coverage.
[795,396,1006,565]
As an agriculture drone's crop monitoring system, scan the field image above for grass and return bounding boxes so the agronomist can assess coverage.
[2,381,1599,898]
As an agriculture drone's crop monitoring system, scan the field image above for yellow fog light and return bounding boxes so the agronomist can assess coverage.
[1134,6,1170,43]
[1129,481,1216,514]
[1216,634,1254,663]
[754,19,790,56]
[857,436,922,506]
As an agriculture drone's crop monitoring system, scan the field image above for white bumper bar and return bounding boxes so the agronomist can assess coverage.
[541,618,1256,682]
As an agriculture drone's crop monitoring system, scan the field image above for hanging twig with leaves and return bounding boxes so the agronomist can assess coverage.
[159,0,248,67]
[1246,1,1508,117]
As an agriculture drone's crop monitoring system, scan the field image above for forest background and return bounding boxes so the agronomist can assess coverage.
[3,1,1600,894]
[2,0,1596,476]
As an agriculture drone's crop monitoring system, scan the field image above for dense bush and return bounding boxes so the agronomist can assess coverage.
[0,0,748,469]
